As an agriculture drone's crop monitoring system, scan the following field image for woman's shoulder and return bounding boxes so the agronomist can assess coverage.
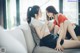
[31,18,43,27]
[58,13,64,17]
[58,13,67,19]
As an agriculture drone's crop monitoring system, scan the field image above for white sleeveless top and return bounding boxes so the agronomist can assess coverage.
[31,18,50,38]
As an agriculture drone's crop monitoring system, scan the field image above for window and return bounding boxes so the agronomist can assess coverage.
[63,0,78,24]
[6,0,16,29]
[6,0,79,29]
[20,0,59,24]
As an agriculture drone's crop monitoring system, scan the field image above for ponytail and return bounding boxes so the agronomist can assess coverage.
[27,7,32,23]
[27,5,40,24]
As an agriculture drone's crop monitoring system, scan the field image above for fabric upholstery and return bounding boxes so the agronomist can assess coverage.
[0,26,27,53]
[29,23,40,46]
[6,28,27,49]
[18,23,35,53]
[33,46,80,53]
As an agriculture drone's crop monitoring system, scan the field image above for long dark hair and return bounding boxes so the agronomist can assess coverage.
[46,6,58,14]
[27,5,40,24]
[46,6,58,20]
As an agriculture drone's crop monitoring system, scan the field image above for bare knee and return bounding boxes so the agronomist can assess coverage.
[64,20,70,25]
[55,25,59,28]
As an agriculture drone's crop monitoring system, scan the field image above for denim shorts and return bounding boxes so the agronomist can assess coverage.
[40,34,64,49]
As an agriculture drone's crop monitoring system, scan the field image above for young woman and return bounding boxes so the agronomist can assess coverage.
[27,5,80,51]
[46,6,80,40]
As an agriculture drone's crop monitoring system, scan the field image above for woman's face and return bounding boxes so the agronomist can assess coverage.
[46,11,54,18]
[38,9,42,18]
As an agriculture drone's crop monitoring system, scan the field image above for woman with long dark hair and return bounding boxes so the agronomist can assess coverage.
[27,5,80,51]
[46,6,80,40]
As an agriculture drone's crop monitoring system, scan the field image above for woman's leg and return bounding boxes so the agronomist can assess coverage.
[63,20,78,40]
[62,40,80,49]
[67,23,78,40]
[63,20,69,39]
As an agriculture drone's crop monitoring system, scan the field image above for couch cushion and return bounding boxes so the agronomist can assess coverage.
[19,23,35,53]
[33,46,80,53]
[33,46,57,53]
[0,27,27,53]
[6,28,27,49]
[29,24,40,46]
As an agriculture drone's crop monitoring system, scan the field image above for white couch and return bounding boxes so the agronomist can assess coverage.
[0,22,80,53]
[0,26,28,53]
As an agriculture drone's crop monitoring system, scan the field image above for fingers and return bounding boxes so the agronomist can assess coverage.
[58,48,61,51]
[61,47,64,51]
[55,47,59,51]
[55,47,64,52]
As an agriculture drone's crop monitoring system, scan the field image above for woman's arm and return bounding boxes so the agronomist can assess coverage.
[34,21,48,38]
[34,26,45,38]
[55,23,64,51]
[49,24,55,32]
[57,23,64,44]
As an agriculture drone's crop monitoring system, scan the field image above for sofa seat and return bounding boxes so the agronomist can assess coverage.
[34,46,80,53]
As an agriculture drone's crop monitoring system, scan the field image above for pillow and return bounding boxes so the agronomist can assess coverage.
[29,23,40,46]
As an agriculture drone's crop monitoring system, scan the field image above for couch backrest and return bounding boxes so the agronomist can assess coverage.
[0,26,27,53]
[19,23,35,53]
[29,24,40,46]
[7,28,27,50]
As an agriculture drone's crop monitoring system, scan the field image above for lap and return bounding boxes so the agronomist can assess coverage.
[40,34,64,49]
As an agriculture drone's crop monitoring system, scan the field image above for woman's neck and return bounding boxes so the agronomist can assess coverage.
[54,14,58,20]
[35,16,39,20]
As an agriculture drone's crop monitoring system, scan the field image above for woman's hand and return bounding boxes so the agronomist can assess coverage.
[55,44,64,51]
